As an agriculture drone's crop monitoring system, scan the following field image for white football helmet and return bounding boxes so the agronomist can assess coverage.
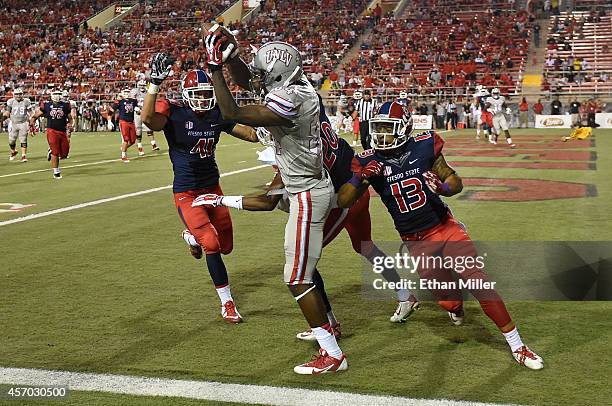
[121,88,130,99]
[62,90,69,102]
[137,80,146,92]
[399,91,408,99]
[491,88,500,99]
[129,88,138,99]
[13,88,24,101]
[50,90,62,103]
[249,41,304,97]
[353,91,363,100]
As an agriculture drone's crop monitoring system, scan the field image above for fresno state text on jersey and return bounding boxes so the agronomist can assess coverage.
[155,99,236,192]
[352,130,449,234]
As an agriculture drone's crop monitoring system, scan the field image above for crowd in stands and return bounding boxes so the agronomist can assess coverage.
[541,8,611,93]
[329,0,532,100]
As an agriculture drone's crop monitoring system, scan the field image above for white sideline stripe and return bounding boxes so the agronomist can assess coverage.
[0,367,512,406]
[0,165,267,227]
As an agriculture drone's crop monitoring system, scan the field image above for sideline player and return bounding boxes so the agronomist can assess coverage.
[193,95,420,333]
[134,79,160,155]
[30,90,74,179]
[485,88,515,147]
[4,88,33,162]
[204,27,347,374]
[114,89,139,162]
[337,101,544,370]
[471,87,487,141]
[141,56,259,324]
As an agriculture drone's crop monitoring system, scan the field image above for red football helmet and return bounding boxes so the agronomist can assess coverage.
[181,69,215,111]
[369,101,413,150]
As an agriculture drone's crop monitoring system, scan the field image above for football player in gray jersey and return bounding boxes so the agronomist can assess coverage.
[3,88,33,162]
[134,79,160,155]
[198,25,347,374]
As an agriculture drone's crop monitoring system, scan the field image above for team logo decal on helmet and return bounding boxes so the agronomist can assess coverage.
[181,69,216,112]
[249,41,304,97]
[369,101,413,150]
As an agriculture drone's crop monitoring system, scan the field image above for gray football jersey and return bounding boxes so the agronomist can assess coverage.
[264,78,324,194]
[6,98,32,123]
[486,95,506,116]
[136,89,146,109]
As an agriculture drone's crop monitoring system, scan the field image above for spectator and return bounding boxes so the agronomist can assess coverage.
[518,97,529,128]
[435,101,446,130]
[446,98,458,130]
[534,99,544,115]
[569,98,581,127]
[551,96,563,115]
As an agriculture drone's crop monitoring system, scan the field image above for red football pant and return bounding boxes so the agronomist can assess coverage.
[174,185,233,255]
[481,111,493,127]
[119,120,137,144]
[401,214,513,331]
[46,128,70,159]
[323,191,372,253]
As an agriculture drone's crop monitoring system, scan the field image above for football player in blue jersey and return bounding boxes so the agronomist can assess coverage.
[336,101,544,370]
[192,95,420,335]
[141,53,259,324]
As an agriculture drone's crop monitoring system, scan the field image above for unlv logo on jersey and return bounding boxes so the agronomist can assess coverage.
[265,48,293,67]
[185,121,194,130]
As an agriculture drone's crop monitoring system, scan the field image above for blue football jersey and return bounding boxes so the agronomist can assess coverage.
[318,95,354,192]
[42,101,71,131]
[115,98,137,122]
[156,99,236,193]
[353,130,449,234]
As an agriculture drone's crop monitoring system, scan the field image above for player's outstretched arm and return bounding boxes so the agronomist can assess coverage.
[337,160,383,208]
[142,53,174,131]
[210,70,292,127]
[29,110,43,126]
[230,124,258,143]
[227,57,252,91]
[192,192,282,211]
[426,154,463,197]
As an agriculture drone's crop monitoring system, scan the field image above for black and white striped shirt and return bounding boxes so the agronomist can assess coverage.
[355,99,377,121]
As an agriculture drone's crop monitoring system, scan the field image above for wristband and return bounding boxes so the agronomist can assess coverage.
[220,195,243,210]
[348,174,363,188]
[147,83,159,94]
[440,183,451,194]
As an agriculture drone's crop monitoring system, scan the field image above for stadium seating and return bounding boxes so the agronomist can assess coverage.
[542,8,611,94]
[332,0,530,99]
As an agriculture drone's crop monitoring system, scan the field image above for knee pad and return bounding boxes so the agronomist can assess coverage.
[20,142,27,148]
[9,142,16,149]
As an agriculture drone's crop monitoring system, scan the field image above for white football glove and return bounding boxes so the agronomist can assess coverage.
[256,127,274,146]
[149,53,175,85]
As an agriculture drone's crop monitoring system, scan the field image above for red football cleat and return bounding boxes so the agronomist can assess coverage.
[512,346,544,370]
[138,147,145,156]
[294,348,348,375]
[221,300,242,324]
[9,151,18,161]
[121,156,130,163]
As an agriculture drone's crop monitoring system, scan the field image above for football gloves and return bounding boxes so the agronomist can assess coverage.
[192,193,223,207]
[423,171,450,195]
[256,127,274,146]
[205,24,239,70]
[149,53,175,85]
[360,160,383,180]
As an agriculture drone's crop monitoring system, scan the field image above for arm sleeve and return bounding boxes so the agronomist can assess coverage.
[264,89,299,120]
[154,99,171,118]
[433,131,445,158]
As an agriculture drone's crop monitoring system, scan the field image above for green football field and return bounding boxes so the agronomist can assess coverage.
[0,129,610,406]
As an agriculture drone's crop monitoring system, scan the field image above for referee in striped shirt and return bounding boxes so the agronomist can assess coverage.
[354,90,377,149]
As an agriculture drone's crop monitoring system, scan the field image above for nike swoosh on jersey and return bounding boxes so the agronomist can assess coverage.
[409,159,419,164]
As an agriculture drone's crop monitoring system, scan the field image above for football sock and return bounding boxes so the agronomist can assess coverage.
[313,323,342,359]
[205,253,229,288]
[151,140,157,146]
[183,232,198,247]
[397,288,410,302]
[312,269,332,314]
[53,168,61,175]
[503,327,524,352]
[216,285,233,305]
[326,310,338,327]
[121,151,127,158]
[506,137,513,144]
[476,129,481,136]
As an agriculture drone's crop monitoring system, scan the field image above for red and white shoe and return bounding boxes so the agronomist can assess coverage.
[448,309,464,326]
[138,147,145,156]
[181,230,202,259]
[509,143,517,148]
[9,151,17,161]
[512,346,544,370]
[296,323,342,341]
[390,297,420,323]
[221,300,242,324]
[21,155,28,162]
[294,348,348,375]
[121,156,130,163]
[151,144,160,151]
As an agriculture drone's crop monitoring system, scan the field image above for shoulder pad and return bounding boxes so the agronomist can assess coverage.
[413,130,433,141]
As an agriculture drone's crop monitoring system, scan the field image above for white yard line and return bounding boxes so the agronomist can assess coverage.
[0,165,267,227]
[0,367,511,406]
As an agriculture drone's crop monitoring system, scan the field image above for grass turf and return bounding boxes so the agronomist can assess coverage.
[0,129,610,406]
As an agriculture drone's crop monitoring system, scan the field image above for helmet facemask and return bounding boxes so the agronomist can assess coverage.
[182,85,216,112]
[369,115,411,151]
[51,91,62,103]
[14,89,24,101]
